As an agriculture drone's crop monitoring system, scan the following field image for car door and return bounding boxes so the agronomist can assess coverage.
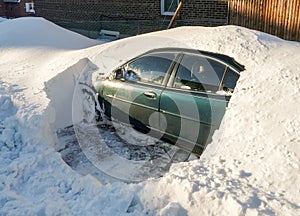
[159,52,230,154]
[102,51,178,136]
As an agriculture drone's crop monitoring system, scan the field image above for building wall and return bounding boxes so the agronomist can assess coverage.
[0,1,35,18]
[181,0,228,25]
[34,0,162,22]
[0,3,5,17]
[34,0,228,35]
[34,0,228,23]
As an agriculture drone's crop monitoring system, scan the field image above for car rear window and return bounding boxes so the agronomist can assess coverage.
[174,54,226,93]
[222,68,240,92]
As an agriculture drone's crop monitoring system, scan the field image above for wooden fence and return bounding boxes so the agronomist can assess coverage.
[228,0,300,42]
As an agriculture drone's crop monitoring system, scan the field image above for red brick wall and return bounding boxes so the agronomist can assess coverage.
[0,1,35,18]
[181,0,228,24]
[34,0,160,21]
[0,3,5,17]
[34,0,228,24]
[33,0,228,36]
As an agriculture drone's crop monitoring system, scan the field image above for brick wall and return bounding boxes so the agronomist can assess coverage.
[35,0,161,21]
[0,3,5,17]
[0,1,36,18]
[34,0,228,36]
[181,0,228,25]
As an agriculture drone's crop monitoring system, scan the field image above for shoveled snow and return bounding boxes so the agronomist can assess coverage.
[0,17,300,215]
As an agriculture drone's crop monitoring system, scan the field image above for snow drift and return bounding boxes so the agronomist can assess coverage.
[0,17,299,215]
[0,17,99,49]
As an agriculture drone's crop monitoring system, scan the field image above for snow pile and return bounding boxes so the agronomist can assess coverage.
[0,17,300,215]
[133,27,300,215]
[0,18,133,215]
[0,17,99,49]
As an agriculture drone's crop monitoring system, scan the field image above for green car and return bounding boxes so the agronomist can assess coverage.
[94,48,244,156]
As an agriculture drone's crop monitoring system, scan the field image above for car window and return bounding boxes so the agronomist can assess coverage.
[126,52,176,85]
[222,68,240,93]
[174,54,226,93]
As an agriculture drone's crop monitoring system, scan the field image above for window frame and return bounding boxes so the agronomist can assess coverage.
[161,0,179,16]
[25,2,35,14]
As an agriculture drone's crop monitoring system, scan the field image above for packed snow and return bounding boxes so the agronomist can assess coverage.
[0,17,300,215]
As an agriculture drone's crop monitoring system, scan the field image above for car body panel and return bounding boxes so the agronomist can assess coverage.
[95,48,244,155]
[159,88,228,152]
[102,80,164,134]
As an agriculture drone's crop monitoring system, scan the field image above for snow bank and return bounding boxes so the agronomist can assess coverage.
[131,27,300,215]
[0,17,300,215]
[0,18,132,215]
[0,17,100,49]
[0,89,134,214]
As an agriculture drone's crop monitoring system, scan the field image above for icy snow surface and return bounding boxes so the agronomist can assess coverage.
[0,17,300,215]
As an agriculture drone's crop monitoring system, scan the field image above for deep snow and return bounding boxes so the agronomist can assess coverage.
[0,17,299,215]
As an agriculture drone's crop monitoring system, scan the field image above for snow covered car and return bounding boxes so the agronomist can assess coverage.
[94,48,244,155]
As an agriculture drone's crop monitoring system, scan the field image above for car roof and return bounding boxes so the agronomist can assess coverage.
[142,48,245,73]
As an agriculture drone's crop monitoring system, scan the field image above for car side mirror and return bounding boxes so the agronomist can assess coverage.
[114,68,124,80]
[111,65,134,82]
[109,67,125,81]
[107,68,122,80]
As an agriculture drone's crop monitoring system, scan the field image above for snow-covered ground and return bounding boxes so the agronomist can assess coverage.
[0,17,299,215]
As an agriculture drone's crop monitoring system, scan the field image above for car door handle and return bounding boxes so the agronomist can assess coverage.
[143,91,157,99]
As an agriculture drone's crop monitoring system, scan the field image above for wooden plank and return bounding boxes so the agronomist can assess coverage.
[285,0,293,40]
[233,0,237,25]
[269,0,275,34]
[257,0,261,30]
[290,0,299,40]
[243,0,248,27]
[232,0,236,24]
[250,0,259,29]
[296,1,300,41]
[264,0,272,33]
[275,0,281,37]
[280,0,286,38]
[282,0,288,39]
[236,0,241,25]
[228,0,300,41]
[290,0,297,39]
[229,0,233,24]
[250,0,256,30]
[229,0,237,25]
[243,0,248,28]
